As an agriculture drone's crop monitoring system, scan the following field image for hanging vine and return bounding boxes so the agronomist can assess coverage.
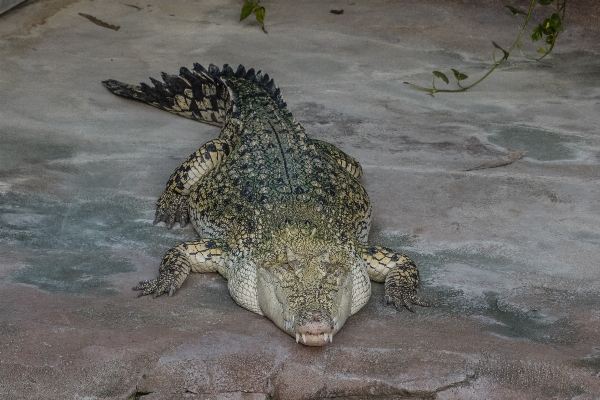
[405,0,566,95]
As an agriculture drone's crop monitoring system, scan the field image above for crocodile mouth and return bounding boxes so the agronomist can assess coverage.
[295,331,333,346]
[293,314,336,346]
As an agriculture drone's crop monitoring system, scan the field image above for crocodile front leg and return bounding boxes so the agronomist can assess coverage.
[154,139,231,228]
[134,238,228,298]
[360,245,428,312]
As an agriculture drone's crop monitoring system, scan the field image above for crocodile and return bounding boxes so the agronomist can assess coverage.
[102,63,427,346]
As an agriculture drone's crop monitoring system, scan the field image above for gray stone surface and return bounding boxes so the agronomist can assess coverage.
[1,0,599,398]
[0,0,25,16]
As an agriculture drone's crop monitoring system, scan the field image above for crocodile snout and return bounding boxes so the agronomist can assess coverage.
[294,311,336,346]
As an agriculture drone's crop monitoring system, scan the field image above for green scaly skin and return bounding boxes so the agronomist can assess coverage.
[103,63,428,346]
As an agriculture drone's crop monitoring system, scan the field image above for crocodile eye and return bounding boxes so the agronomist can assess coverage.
[287,261,306,277]
[327,269,342,285]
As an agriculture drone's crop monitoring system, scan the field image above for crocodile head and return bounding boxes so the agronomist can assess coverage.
[257,239,367,346]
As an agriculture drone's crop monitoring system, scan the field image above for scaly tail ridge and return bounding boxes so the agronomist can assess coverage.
[102,63,285,127]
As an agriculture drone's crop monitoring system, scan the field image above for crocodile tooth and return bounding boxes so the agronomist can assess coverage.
[324,333,328,342]
[302,334,306,343]
[330,333,333,343]
[296,333,300,343]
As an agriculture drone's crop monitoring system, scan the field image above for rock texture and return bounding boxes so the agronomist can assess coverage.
[0,0,599,398]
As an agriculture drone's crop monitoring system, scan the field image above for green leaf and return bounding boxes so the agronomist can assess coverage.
[537,47,547,55]
[492,41,510,60]
[451,69,468,81]
[240,1,256,21]
[255,6,265,25]
[433,71,449,84]
[538,0,554,5]
[542,23,556,36]
[549,13,563,31]
[531,25,543,42]
[505,5,525,15]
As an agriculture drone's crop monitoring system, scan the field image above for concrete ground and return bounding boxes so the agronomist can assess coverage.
[1,0,599,398]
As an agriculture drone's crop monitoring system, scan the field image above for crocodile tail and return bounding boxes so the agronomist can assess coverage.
[102,63,285,128]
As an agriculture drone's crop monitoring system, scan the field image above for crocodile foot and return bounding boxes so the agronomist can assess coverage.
[154,190,189,228]
[384,266,429,312]
[133,247,191,298]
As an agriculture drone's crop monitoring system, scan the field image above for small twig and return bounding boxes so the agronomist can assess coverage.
[463,151,527,171]
[124,4,142,11]
[78,13,120,31]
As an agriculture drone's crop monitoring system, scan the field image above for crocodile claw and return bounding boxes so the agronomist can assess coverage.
[154,189,189,228]
[384,264,429,313]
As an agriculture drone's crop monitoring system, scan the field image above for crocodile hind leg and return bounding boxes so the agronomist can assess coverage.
[360,245,428,312]
[154,139,231,228]
[134,238,228,297]
[311,139,363,179]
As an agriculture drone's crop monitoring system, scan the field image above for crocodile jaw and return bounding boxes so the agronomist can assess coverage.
[256,267,352,346]
[293,310,346,346]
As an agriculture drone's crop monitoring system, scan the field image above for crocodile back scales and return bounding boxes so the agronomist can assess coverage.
[103,64,372,249]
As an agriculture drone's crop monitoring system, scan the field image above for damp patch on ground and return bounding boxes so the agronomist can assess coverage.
[486,125,581,161]
[370,229,583,346]
[1,191,195,296]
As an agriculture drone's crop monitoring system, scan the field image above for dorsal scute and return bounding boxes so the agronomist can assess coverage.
[187,63,286,109]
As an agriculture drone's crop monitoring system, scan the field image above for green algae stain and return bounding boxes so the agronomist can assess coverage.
[13,252,131,295]
[1,191,193,296]
[487,125,579,161]
[371,229,582,345]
